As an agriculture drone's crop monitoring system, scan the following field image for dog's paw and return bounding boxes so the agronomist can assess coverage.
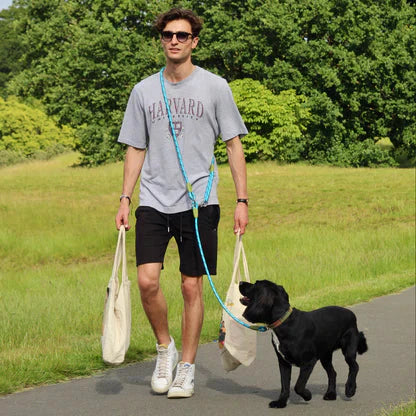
[301,389,312,401]
[295,387,312,401]
[269,399,287,408]
[345,382,356,398]
[323,391,337,401]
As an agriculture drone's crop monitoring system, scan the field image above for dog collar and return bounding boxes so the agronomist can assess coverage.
[268,307,293,329]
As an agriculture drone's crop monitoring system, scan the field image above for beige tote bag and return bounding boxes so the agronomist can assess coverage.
[219,233,257,371]
[101,225,131,365]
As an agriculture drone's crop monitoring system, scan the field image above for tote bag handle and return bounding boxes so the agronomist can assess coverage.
[111,225,128,286]
[231,232,250,285]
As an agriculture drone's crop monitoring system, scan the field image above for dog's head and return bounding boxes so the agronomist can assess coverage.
[239,280,290,325]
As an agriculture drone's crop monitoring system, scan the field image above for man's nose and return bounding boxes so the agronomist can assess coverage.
[170,34,179,44]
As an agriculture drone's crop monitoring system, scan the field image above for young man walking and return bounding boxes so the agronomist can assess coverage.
[115,7,248,398]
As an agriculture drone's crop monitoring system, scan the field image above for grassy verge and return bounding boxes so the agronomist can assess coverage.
[0,153,414,394]
[375,400,416,416]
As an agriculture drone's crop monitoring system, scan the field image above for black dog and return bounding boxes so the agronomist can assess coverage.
[239,280,368,408]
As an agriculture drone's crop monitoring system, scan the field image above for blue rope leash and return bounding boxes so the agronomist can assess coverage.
[160,67,267,333]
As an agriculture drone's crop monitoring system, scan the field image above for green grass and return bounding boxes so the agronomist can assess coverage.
[0,153,414,394]
[375,400,416,416]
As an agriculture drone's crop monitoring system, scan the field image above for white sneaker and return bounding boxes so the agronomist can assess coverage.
[167,361,195,398]
[151,337,178,394]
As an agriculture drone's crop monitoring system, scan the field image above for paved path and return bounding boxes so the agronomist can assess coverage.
[1,286,415,416]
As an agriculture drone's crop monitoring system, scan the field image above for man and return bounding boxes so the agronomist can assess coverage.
[115,7,248,398]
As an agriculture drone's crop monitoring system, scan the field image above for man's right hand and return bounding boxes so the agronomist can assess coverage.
[115,146,145,231]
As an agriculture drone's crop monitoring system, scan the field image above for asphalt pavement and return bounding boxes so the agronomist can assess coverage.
[1,286,415,416]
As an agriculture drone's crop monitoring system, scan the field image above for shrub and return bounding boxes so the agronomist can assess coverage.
[327,139,398,167]
[0,96,75,166]
[215,79,310,163]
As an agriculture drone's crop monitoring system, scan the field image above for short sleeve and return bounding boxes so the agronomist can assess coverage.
[117,85,148,149]
[215,80,248,142]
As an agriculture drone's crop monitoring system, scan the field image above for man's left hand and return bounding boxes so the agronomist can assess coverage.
[234,203,248,235]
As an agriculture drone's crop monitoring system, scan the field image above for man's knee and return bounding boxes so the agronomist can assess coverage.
[138,264,162,297]
[181,276,203,302]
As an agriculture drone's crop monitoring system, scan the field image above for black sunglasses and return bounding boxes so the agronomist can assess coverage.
[161,31,194,43]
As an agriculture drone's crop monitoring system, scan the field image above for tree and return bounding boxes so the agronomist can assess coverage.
[7,0,415,166]
[8,0,171,164]
[0,5,26,97]
[193,0,416,165]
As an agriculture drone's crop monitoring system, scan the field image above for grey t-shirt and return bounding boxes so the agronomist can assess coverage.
[118,66,248,213]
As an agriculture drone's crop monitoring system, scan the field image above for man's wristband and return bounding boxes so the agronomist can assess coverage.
[120,194,131,205]
[236,198,249,206]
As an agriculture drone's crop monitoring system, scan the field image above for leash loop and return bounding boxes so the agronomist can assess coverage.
[159,67,267,333]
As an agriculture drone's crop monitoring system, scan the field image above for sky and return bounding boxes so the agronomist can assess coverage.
[0,0,13,11]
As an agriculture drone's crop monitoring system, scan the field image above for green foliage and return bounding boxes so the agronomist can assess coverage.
[327,139,398,167]
[215,79,310,163]
[194,0,416,166]
[0,96,75,165]
[7,0,170,165]
[0,5,27,97]
[5,0,416,166]
[0,150,26,166]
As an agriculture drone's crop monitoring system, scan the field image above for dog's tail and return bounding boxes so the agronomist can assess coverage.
[357,331,368,354]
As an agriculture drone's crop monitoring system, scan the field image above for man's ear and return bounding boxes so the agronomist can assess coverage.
[192,36,199,49]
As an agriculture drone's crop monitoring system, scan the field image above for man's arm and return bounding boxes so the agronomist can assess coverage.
[115,146,146,230]
[226,136,249,235]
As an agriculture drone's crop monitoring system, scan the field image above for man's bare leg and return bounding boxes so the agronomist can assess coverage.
[180,275,204,364]
[139,262,179,394]
[138,262,171,345]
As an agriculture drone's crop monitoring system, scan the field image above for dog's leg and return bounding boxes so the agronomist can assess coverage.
[269,352,292,408]
[294,360,316,402]
[341,330,360,398]
[344,353,359,397]
[320,353,337,400]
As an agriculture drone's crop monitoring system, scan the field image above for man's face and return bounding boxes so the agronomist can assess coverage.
[161,19,198,64]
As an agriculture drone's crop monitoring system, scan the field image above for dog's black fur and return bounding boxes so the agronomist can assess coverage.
[239,280,368,409]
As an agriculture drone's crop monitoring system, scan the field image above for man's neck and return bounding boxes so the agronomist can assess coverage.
[164,61,195,83]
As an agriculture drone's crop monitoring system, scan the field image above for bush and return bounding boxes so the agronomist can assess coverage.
[0,149,25,166]
[0,96,75,166]
[327,139,398,167]
[215,79,310,163]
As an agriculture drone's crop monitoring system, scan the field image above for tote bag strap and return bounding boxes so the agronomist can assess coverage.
[231,232,250,285]
[240,240,250,282]
[110,225,127,285]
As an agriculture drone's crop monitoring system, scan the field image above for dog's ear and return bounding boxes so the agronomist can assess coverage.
[278,286,289,303]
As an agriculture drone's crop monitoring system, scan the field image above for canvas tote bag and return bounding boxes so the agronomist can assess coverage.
[218,233,257,371]
[101,225,131,365]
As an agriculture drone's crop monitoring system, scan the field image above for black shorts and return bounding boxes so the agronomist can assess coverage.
[135,205,220,277]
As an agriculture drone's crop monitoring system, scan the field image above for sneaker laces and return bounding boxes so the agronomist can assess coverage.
[155,348,169,379]
[172,364,190,388]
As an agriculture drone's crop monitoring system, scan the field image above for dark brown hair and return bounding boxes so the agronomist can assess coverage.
[154,7,203,37]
